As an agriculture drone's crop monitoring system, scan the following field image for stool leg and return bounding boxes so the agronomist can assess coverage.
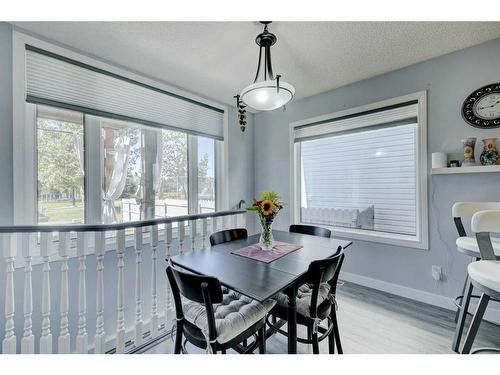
[461,293,490,354]
[452,278,473,353]
[455,274,469,323]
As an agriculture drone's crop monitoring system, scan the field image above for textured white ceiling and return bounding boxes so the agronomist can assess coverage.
[12,21,500,106]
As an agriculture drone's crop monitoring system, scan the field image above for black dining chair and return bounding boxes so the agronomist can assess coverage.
[166,262,275,354]
[290,224,331,238]
[267,251,345,354]
[210,228,248,246]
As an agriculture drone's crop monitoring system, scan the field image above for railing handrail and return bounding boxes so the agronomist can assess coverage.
[0,209,246,233]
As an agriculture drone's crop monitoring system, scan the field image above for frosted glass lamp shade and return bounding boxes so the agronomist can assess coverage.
[240,80,295,111]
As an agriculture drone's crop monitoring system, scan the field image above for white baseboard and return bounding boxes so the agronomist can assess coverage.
[340,271,500,325]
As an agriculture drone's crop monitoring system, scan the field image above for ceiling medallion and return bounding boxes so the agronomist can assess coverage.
[234,21,295,131]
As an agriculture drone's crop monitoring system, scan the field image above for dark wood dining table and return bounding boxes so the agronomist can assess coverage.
[170,230,352,353]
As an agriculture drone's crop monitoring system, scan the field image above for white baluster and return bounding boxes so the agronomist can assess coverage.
[178,221,185,254]
[134,228,143,346]
[115,230,126,354]
[94,231,106,354]
[224,215,231,230]
[75,232,88,353]
[237,212,247,229]
[20,233,35,353]
[2,233,17,353]
[150,225,159,338]
[212,216,219,234]
[58,232,70,354]
[190,219,197,251]
[39,232,52,354]
[201,218,208,249]
[165,223,173,329]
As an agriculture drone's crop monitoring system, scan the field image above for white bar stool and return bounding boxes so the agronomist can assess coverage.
[461,209,500,354]
[451,202,500,352]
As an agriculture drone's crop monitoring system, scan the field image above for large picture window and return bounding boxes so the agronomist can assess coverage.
[35,104,219,224]
[292,93,428,249]
[13,34,226,226]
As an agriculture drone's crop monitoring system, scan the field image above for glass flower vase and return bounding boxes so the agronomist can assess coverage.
[259,217,275,251]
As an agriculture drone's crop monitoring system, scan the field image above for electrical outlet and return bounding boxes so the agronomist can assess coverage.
[432,265,442,281]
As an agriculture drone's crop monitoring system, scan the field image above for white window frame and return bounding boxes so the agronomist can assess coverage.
[290,91,428,249]
[12,29,229,225]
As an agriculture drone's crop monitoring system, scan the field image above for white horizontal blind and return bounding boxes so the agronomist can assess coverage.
[26,46,224,140]
[297,106,418,236]
[294,103,418,142]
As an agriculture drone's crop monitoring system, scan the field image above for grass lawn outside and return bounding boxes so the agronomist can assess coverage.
[38,199,84,223]
[38,199,123,224]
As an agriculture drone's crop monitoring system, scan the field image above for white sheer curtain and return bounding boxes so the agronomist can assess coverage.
[102,135,131,224]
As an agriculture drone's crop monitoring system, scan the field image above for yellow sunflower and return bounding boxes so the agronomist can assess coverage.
[261,200,275,216]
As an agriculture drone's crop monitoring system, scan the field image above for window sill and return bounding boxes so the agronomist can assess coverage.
[299,222,429,250]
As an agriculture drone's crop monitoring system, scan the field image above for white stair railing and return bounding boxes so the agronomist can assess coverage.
[76,232,88,353]
[21,233,35,354]
[134,228,144,347]
[58,232,70,354]
[94,232,106,354]
[115,229,126,354]
[0,209,246,354]
[2,234,16,354]
[164,222,173,328]
[39,233,52,354]
[150,225,159,338]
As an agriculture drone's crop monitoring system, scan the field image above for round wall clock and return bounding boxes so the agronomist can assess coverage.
[462,83,500,129]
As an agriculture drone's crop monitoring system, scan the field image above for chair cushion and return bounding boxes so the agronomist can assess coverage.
[182,287,275,344]
[273,283,331,318]
[456,236,500,259]
[468,260,500,294]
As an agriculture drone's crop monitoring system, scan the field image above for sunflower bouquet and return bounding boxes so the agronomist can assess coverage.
[247,190,285,250]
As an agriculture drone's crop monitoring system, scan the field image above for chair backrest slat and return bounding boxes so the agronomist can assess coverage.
[289,224,331,238]
[307,250,343,285]
[209,228,248,246]
[166,265,223,304]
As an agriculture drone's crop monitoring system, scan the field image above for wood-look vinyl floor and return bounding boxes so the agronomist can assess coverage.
[143,281,500,354]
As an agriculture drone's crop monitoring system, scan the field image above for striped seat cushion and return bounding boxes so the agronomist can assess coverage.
[182,287,275,344]
[273,283,331,318]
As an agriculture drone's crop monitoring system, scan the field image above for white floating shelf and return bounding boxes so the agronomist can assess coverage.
[431,165,500,175]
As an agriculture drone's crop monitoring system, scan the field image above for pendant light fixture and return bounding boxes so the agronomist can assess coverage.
[235,22,295,115]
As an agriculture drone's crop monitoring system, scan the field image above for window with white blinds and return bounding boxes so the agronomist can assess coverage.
[25,45,225,140]
[292,94,428,248]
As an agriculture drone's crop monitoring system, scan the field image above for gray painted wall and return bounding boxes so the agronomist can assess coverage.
[0,22,13,225]
[227,106,256,233]
[254,37,500,300]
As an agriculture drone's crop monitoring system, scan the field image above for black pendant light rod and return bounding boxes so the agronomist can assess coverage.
[266,44,274,80]
[252,22,277,83]
[253,46,263,83]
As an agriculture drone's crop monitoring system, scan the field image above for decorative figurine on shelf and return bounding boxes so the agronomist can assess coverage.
[461,137,477,167]
[449,160,460,168]
[479,138,499,166]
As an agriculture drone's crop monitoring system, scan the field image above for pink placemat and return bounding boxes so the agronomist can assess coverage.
[231,241,303,263]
